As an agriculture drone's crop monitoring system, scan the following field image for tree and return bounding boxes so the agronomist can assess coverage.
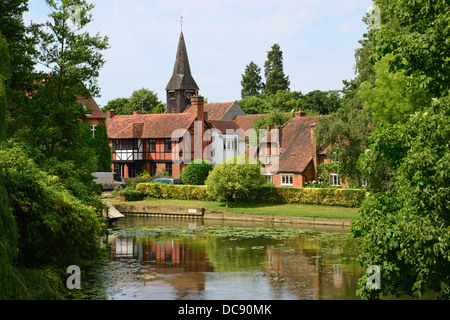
[206,155,266,204]
[33,0,109,99]
[238,95,271,114]
[299,90,342,115]
[0,30,18,300]
[12,0,109,165]
[353,97,450,299]
[349,0,450,300]
[101,97,130,114]
[90,124,111,172]
[0,0,36,94]
[358,54,429,125]
[0,33,9,141]
[252,109,292,140]
[152,102,166,114]
[123,88,162,114]
[371,0,449,98]
[264,44,290,95]
[0,143,106,268]
[103,88,163,115]
[241,61,264,98]
[180,160,214,185]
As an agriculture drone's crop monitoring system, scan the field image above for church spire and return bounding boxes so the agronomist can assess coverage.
[165,32,199,91]
[166,31,199,113]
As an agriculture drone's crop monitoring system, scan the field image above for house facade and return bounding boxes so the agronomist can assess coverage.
[105,31,337,187]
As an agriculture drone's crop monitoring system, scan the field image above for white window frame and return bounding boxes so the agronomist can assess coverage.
[223,136,238,151]
[329,173,341,187]
[264,155,272,165]
[281,174,293,186]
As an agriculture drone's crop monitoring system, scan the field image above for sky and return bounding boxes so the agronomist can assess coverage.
[24,0,374,108]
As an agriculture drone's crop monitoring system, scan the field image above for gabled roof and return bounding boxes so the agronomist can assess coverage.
[275,116,318,173]
[207,120,241,133]
[79,96,105,119]
[185,101,243,121]
[107,113,197,139]
[234,114,266,132]
[165,32,199,91]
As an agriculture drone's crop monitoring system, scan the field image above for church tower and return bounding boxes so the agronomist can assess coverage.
[166,32,199,113]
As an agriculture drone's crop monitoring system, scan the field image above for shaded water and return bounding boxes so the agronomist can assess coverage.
[78,216,364,300]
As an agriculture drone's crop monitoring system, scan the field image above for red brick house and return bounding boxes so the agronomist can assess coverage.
[107,95,211,178]
[104,31,337,186]
[259,110,327,188]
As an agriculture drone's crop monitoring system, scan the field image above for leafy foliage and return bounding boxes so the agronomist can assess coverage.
[352,84,450,300]
[102,88,164,115]
[206,155,267,204]
[264,44,290,95]
[180,160,214,185]
[135,182,365,207]
[0,143,107,268]
[241,61,264,98]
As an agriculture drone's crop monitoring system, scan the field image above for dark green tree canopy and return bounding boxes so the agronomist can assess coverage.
[264,44,290,95]
[241,61,264,98]
[102,88,164,115]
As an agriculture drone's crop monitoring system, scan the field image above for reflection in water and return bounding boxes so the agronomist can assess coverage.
[86,217,363,300]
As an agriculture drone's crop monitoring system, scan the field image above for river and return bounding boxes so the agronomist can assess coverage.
[74,216,363,300]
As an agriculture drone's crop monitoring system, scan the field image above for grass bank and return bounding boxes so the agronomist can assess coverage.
[112,198,360,220]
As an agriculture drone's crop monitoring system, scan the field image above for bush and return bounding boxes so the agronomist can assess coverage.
[136,183,214,201]
[205,155,267,203]
[119,187,145,201]
[0,144,107,268]
[180,160,214,185]
[134,182,366,207]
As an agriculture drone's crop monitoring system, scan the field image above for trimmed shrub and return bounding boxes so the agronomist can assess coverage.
[135,182,366,207]
[136,183,215,201]
[180,160,214,185]
[119,187,145,201]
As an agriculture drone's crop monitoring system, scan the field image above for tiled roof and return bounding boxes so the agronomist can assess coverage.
[107,113,197,139]
[185,101,237,120]
[207,120,241,133]
[234,114,266,132]
[79,96,105,119]
[276,116,318,173]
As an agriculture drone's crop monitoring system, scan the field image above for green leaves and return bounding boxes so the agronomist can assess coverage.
[206,155,266,204]
[180,160,214,185]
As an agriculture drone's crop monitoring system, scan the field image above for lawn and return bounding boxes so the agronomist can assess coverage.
[113,198,360,220]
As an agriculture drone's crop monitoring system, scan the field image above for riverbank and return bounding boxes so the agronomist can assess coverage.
[106,197,359,227]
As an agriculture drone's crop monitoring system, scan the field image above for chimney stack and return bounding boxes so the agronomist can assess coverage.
[191,95,204,122]
[295,109,306,118]
[107,110,116,119]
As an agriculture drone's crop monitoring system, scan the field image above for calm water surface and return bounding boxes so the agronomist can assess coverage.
[80,216,363,300]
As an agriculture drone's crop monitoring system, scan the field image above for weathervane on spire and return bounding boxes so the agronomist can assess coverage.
[180,16,183,31]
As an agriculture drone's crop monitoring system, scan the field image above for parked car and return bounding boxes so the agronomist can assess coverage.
[150,178,184,185]
[92,172,126,191]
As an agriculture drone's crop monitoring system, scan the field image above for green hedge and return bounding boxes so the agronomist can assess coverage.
[134,182,366,207]
[136,183,215,201]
